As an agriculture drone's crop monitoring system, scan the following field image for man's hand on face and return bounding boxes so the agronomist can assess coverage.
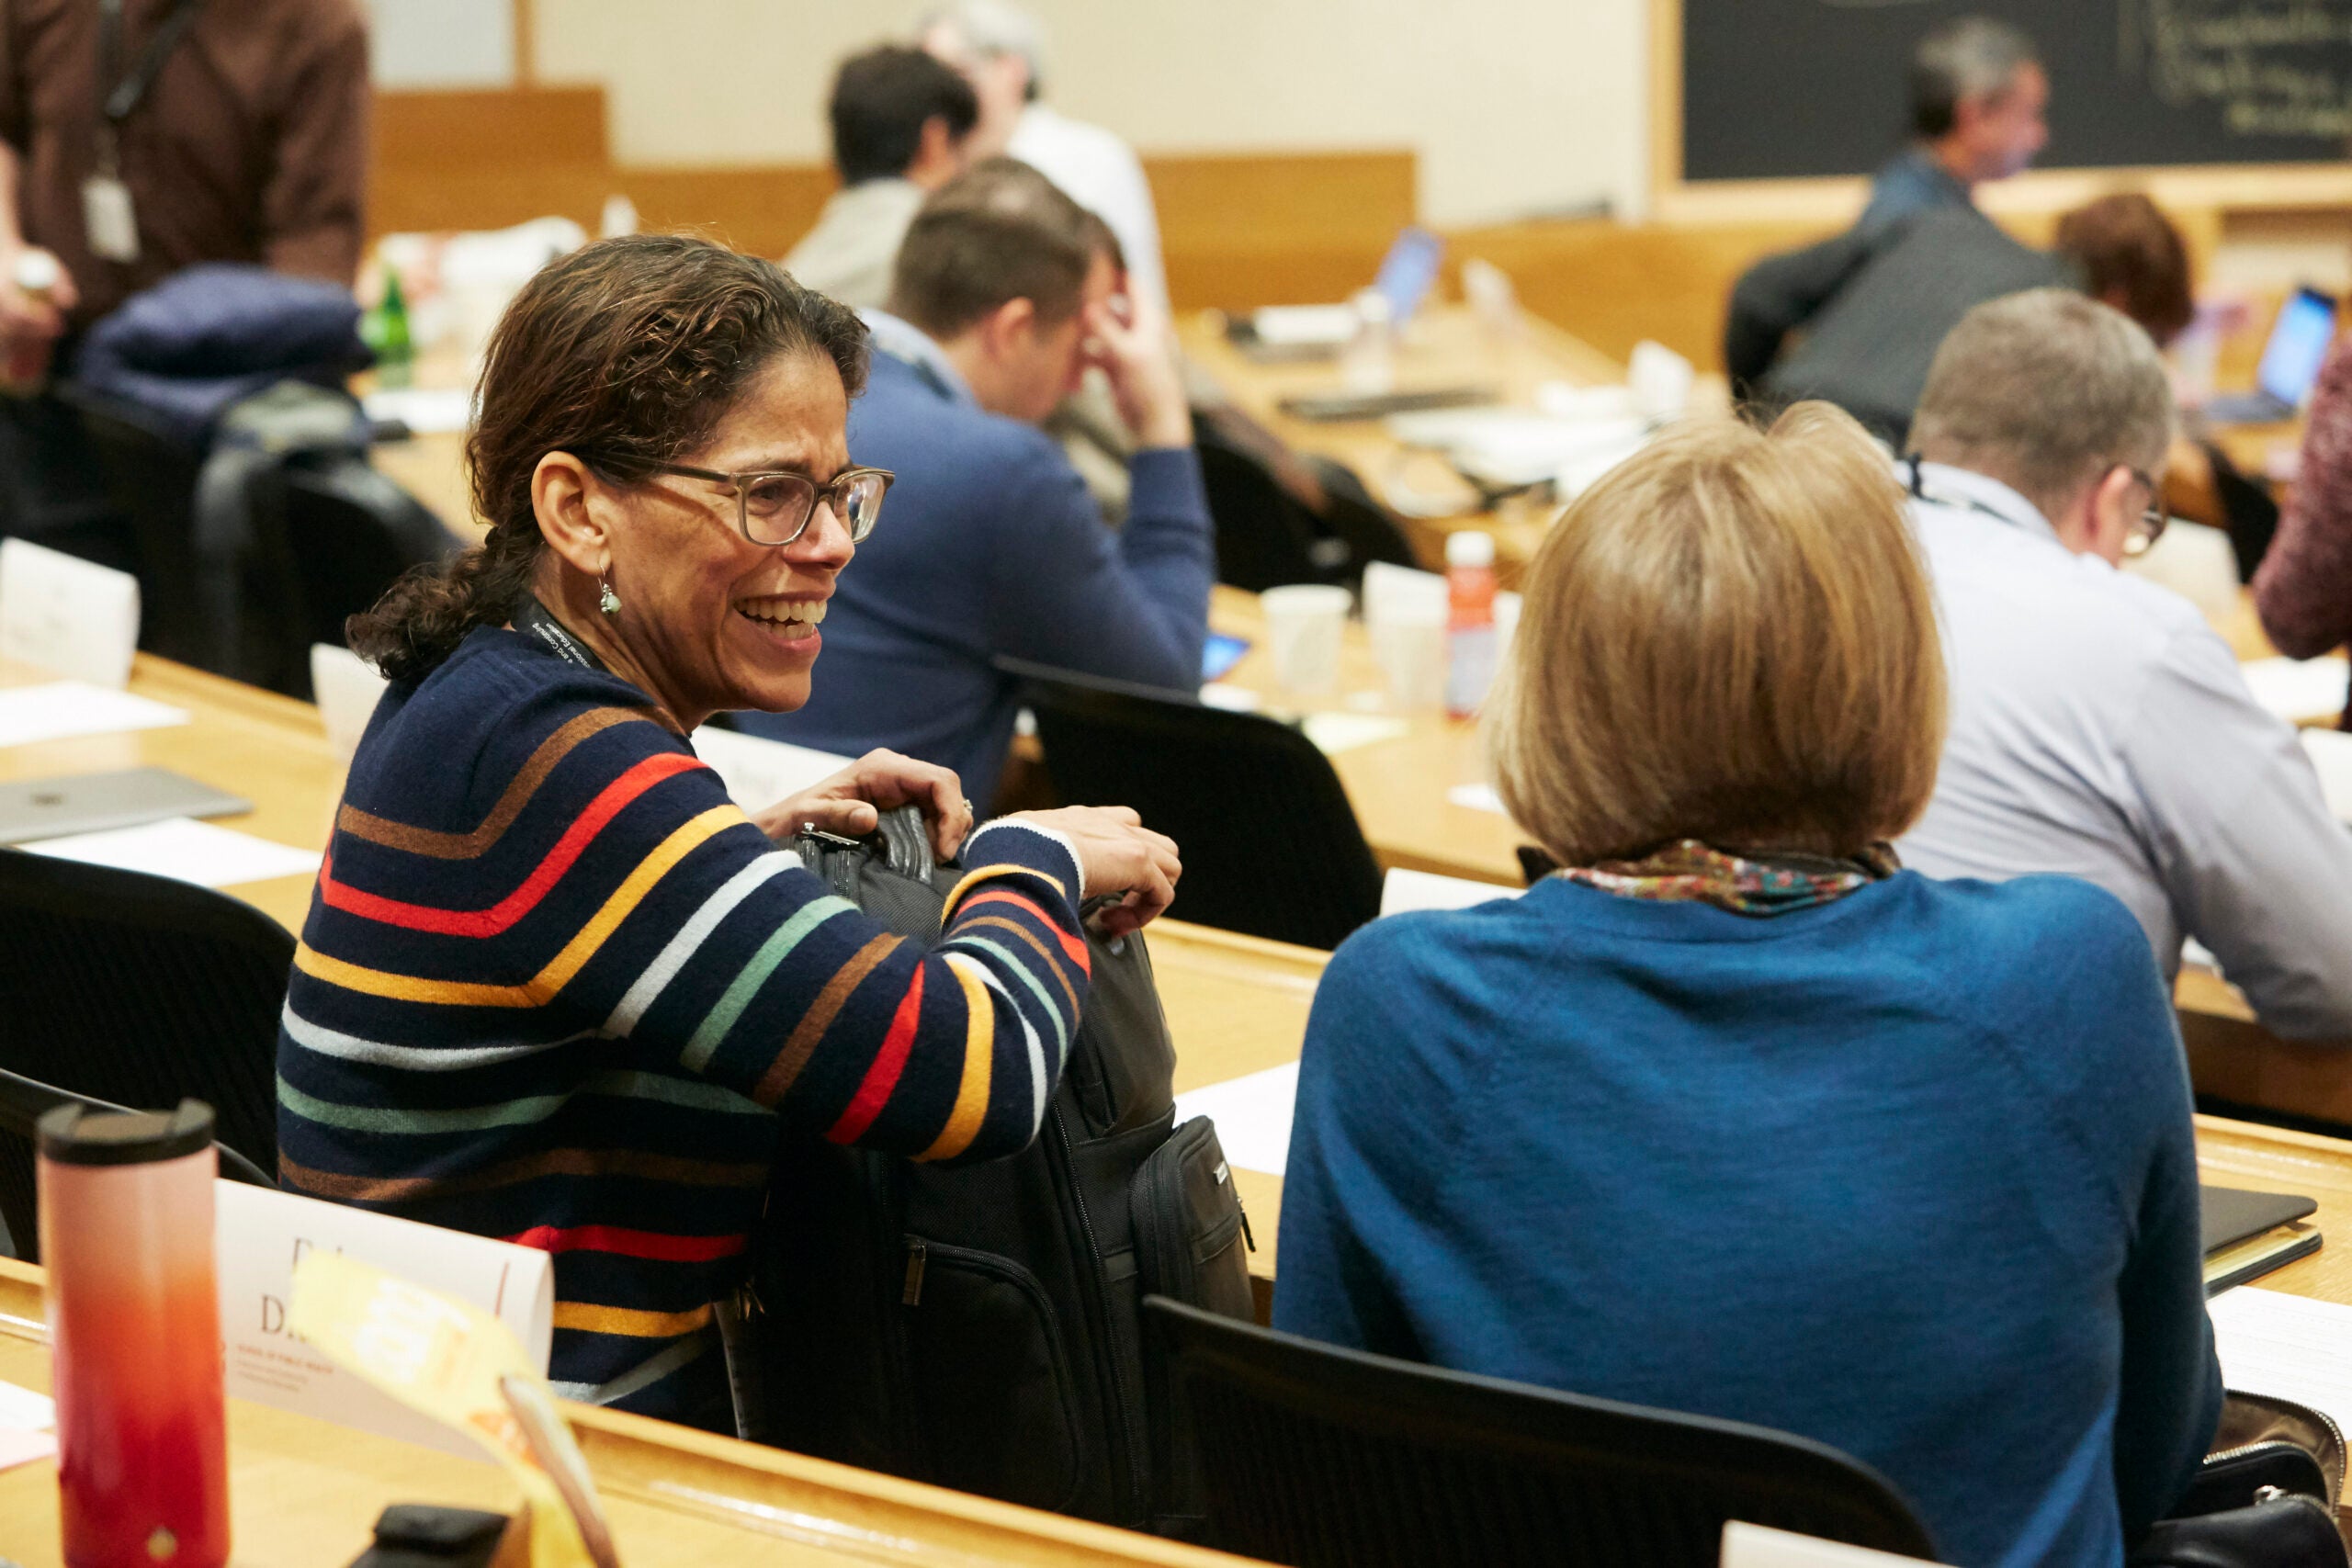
[1082,287,1193,452]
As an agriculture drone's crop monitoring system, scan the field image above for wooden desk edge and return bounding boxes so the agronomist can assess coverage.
[0,1258,1258,1568]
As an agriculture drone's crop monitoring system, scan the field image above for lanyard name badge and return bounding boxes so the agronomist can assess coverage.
[83,0,207,265]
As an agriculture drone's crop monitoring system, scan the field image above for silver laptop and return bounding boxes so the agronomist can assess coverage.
[0,767,253,844]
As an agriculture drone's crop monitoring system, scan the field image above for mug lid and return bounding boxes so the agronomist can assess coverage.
[38,1100,214,1167]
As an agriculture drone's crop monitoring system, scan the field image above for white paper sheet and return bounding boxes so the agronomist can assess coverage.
[1447,782,1507,815]
[215,1181,552,1458]
[1300,713,1409,755]
[0,681,187,749]
[0,1380,56,1475]
[360,385,475,434]
[24,818,322,888]
[2301,728,2352,825]
[688,725,853,814]
[1172,1061,1299,1178]
[1381,867,1523,917]
[1723,1522,1947,1568]
[2206,1288,2352,1438]
[2239,656,2351,726]
[310,644,389,761]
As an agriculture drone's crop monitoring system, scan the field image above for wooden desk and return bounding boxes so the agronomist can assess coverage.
[0,656,340,932]
[1178,306,1628,575]
[0,1260,1252,1568]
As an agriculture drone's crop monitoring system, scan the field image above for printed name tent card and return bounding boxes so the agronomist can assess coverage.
[0,538,141,689]
[215,1180,553,1458]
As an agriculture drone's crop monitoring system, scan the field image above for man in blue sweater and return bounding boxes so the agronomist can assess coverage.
[744,158,1214,807]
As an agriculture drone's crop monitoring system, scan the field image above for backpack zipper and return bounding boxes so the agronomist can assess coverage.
[1050,1100,1147,1521]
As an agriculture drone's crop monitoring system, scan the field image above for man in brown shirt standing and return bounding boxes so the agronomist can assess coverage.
[0,0,369,558]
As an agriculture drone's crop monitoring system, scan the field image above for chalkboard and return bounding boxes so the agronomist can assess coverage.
[1682,0,2352,182]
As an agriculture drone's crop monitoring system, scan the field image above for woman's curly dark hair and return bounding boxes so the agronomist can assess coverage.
[348,234,868,682]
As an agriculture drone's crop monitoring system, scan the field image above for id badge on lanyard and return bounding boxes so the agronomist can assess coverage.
[85,0,209,265]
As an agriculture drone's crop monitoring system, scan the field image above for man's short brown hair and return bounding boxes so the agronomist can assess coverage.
[887,157,1112,338]
[1492,404,1947,865]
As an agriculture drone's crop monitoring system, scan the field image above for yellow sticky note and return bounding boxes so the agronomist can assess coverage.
[289,1251,618,1568]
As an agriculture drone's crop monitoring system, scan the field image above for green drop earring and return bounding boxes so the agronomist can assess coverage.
[598,575,622,617]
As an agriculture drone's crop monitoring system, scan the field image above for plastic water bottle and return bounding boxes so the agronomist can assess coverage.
[1340,288,1394,395]
[1445,530,1498,718]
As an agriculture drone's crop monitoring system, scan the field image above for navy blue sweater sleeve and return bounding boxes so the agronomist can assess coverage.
[987,438,1214,692]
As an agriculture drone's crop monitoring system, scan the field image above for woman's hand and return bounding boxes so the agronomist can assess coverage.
[1001,805,1182,937]
[752,749,974,860]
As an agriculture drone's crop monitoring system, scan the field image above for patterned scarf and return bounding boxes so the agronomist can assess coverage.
[1558,839,1899,917]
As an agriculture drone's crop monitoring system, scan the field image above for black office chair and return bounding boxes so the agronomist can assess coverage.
[1144,1297,1937,1568]
[1306,456,1420,577]
[241,459,461,698]
[55,383,212,667]
[0,851,293,1262]
[1007,660,1384,950]
[1195,410,1349,592]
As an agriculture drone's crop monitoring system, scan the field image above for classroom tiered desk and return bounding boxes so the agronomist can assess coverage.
[0,1263,1254,1568]
[6,651,2352,1556]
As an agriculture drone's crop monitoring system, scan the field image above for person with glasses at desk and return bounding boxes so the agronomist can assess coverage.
[1896,288,2352,1043]
[281,235,1181,1432]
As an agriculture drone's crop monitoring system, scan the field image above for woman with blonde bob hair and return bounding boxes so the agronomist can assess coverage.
[1273,405,2220,1568]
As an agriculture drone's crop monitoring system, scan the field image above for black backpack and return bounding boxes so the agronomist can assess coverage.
[729,811,1258,1535]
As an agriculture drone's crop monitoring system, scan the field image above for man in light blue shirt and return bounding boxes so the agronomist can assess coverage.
[1860,17,2047,234]
[1897,288,2352,1041]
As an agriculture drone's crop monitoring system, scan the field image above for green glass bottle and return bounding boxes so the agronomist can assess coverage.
[362,266,413,389]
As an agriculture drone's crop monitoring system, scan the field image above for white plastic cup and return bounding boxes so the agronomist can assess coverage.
[1261,583,1352,700]
[1370,606,1448,713]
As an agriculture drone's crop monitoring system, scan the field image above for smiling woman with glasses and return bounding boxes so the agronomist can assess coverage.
[292,235,1182,1432]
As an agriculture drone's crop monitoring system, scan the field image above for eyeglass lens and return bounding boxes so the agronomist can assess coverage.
[741,471,888,545]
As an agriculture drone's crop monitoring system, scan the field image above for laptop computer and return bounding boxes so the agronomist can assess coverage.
[1227,226,1448,360]
[2205,285,2339,424]
[0,766,253,844]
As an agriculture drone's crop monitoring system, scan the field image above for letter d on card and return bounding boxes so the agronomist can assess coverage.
[213,1181,553,1457]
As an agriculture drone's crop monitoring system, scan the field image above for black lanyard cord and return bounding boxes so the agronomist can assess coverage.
[97,0,206,130]
[513,595,611,675]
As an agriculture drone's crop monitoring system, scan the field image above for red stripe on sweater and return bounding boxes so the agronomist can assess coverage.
[321,752,707,935]
[503,1224,746,1262]
[826,964,924,1145]
[954,889,1091,970]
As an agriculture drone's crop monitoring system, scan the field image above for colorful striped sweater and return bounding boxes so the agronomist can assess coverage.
[277,627,1090,1427]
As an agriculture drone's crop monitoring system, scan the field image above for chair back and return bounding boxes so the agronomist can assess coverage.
[58,386,210,666]
[1145,1297,1938,1568]
[243,461,459,697]
[0,851,293,1260]
[1008,660,1383,950]
[1305,456,1419,576]
[1195,411,1344,592]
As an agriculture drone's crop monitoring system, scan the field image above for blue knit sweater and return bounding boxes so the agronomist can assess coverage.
[1273,871,2221,1568]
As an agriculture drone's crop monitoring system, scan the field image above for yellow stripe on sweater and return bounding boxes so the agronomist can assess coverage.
[552,1300,714,1337]
[942,862,1068,920]
[916,953,996,1162]
[295,807,743,1008]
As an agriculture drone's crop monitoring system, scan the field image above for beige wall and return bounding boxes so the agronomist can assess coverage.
[527,0,1651,226]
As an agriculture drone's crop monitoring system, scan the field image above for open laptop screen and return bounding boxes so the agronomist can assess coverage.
[2257,286,2339,412]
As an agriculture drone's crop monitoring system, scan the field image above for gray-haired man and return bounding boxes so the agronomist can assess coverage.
[1897,288,2352,1042]
[1862,17,2048,233]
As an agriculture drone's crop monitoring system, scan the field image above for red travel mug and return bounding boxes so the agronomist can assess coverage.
[39,1101,230,1568]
